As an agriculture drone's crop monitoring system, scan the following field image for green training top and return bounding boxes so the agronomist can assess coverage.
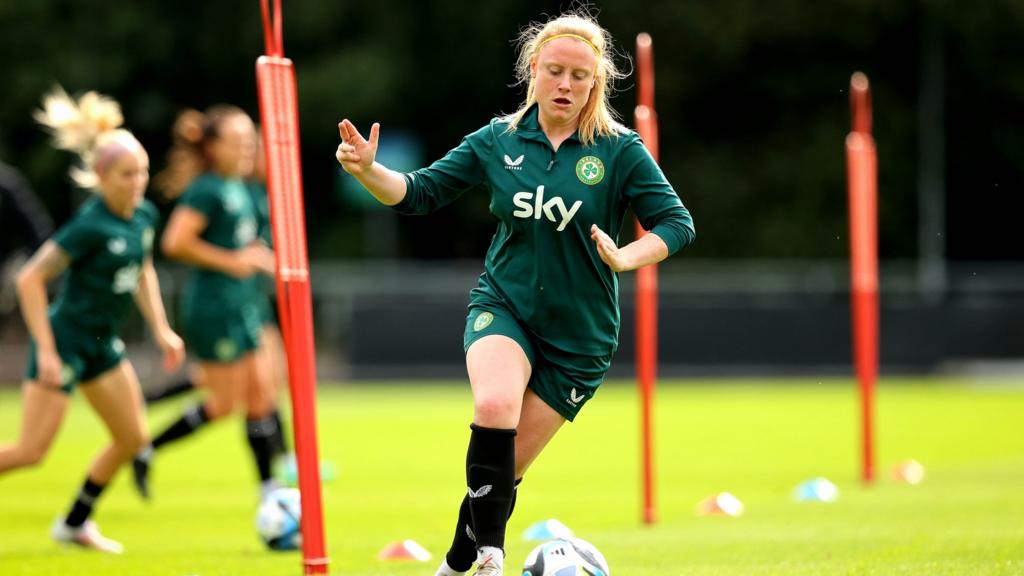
[50,196,158,336]
[247,180,272,246]
[394,105,695,355]
[178,172,260,306]
[246,180,275,302]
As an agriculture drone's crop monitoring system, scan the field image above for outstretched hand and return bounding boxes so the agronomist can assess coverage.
[336,119,380,176]
[158,329,186,374]
[35,347,64,389]
[227,244,275,279]
[591,224,630,272]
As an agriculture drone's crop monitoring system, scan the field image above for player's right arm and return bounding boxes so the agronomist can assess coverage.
[162,206,273,279]
[335,120,408,206]
[134,257,185,373]
[15,241,69,388]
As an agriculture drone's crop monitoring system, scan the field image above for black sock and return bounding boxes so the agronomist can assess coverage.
[65,477,105,528]
[446,478,521,571]
[446,494,476,572]
[144,376,196,405]
[151,404,209,450]
[270,409,289,455]
[465,424,516,551]
[246,415,278,483]
[510,477,521,517]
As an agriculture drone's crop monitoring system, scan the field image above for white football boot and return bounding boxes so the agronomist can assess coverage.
[472,546,503,576]
[434,558,467,576]
[51,517,124,554]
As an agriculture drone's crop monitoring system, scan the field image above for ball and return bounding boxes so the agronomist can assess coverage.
[256,487,302,550]
[522,537,610,576]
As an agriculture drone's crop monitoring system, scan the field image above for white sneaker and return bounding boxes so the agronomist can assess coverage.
[434,558,467,576]
[51,518,124,554]
[473,546,503,576]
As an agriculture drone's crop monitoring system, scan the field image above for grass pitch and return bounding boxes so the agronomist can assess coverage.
[0,378,1022,575]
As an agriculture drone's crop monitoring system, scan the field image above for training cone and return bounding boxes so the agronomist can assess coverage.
[793,477,840,502]
[277,453,339,486]
[522,518,574,541]
[891,459,925,485]
[378,539,431,562]
[696,492,744,517]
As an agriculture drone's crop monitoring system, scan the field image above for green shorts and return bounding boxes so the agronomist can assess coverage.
[252,275,278,327]
[256,294,278,327]
[464,304,612,422]
[183,299,262,363]
[25,318,125,394]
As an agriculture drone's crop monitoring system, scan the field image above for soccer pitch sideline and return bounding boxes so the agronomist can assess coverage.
[0,379,1022,576]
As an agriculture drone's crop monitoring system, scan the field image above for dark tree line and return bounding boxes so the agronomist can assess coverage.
[1,0,1021,261]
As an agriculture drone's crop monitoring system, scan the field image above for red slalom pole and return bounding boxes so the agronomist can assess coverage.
[256,0,329,572]
[635,32,659,525]
[846,72,878,484]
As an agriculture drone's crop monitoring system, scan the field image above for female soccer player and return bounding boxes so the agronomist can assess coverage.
[141,123,290,458]
[245,128,290,461]
[336,11,695,576]
[0,86,185,553]
[132,105,283,499]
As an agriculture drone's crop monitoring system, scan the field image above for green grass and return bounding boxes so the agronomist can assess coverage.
[1,378,1023,575]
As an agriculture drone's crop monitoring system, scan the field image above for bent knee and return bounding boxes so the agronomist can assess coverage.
[16,443,51,467]
[202,395,235,419]
[245,391,276,419]
[203,401,232,420]
[117,433,150,456]
[473,395,521,428]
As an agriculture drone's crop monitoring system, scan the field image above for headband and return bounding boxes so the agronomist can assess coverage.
[94,137,141,175]
[536,33,601,56]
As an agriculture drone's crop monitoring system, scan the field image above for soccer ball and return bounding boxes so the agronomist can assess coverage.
[522,537,610,576]
[256,487,302,550]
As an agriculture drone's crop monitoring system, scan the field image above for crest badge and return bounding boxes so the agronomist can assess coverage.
[575,156,605,185]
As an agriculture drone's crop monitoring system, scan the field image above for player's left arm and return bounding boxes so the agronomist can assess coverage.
[133,257,185,372]
[591,135,695,272]
[590,223,670,272]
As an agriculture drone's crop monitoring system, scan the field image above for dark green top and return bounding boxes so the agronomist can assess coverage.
[50,196,158,336]
[246,180,275,303]
[394,105,695,354]
[247,180,272,246]
[178,172,259,306]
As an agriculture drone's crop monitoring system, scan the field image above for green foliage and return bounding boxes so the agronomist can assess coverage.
[1,1,1023,258]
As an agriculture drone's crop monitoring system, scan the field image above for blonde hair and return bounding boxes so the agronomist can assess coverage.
[154,105,248,200]
[34,86,139,190]
[505,12,629,146]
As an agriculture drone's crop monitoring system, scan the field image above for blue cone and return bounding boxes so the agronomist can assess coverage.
[793,477,839,502]
[276,453,339,486]
[522,518,573,541]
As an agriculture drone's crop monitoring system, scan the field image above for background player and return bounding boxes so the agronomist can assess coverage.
[0,86,185,553]
[133,105,284,500]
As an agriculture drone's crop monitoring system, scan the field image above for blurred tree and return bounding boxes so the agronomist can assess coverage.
[0,0,1021,261]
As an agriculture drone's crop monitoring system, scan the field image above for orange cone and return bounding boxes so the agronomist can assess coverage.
[378,539,432,562]
[891,459,925,485]
[696,492,744,517]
